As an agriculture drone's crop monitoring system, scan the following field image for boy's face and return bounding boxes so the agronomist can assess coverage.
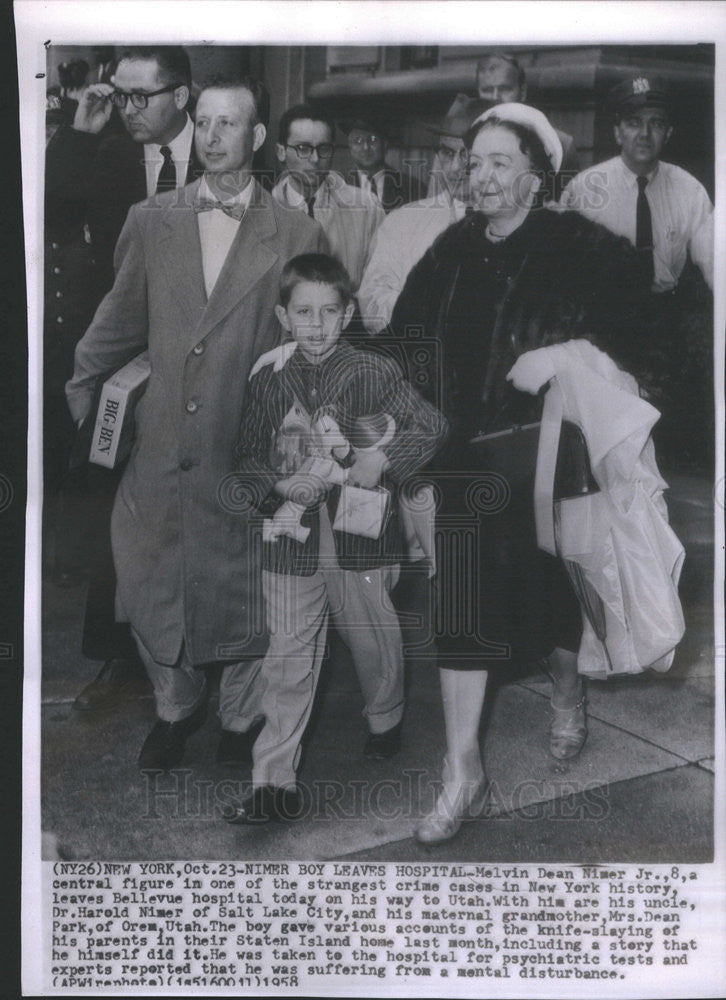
[275,281,354,365]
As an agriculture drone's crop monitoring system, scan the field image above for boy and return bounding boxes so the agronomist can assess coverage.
[225,253,447,824]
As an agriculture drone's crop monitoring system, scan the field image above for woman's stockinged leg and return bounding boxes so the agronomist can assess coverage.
[549,646,588,760]
[549,646,580,706]
[440,667,487,778]
[415,668,490,844]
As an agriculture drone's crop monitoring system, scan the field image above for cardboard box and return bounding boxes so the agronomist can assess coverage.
[88,352,150,468]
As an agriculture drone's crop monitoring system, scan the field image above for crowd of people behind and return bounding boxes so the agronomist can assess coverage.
[44,46,712,839]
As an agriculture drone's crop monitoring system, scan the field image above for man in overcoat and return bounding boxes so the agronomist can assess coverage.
[66,74,327,769]
[46,46,201,713]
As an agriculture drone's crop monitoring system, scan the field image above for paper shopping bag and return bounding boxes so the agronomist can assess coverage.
[333,485,391,539]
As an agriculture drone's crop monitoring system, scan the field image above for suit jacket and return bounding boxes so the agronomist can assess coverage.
[348,166,426,214]
[46,120,203,299]
[66,179,327,665]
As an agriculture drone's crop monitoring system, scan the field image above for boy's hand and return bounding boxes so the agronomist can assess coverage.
[347,449,390,489]
[275,472,330,507]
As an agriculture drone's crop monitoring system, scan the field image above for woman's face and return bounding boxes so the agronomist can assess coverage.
[467,124,540,219]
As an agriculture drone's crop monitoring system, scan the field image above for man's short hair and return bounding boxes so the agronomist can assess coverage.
[117,46,192,90]
[279,253,353,308]
[200,73,271,128]
[278,104,335,146]
[476,52,526,91]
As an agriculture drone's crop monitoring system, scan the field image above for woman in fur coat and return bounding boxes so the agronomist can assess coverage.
[390,103,653,844]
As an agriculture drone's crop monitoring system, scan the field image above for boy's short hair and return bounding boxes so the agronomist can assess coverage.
[279,253,353,307]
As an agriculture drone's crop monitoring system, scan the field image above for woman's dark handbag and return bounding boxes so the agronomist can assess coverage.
[469,401,608,654]
[468,419,599,500]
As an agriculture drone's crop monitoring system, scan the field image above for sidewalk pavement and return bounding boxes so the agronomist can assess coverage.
[39,473,716,861]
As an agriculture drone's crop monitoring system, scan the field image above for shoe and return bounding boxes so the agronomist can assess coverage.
[73,657,150,714]
[363,721,402,759]
[216,722,264,766]
[415,761,490,844]
[549,687,588,760]
[137,702,206,771]
[223,785,303,825]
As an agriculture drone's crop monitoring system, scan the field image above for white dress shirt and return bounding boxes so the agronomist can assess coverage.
[561,156,713,292]
[356,168,387,201]
[358,191,467,333]
[271,171,384,290]
[143,114,195,197]
[196,175,255,297]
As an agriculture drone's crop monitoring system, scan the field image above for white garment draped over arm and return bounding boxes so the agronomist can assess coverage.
[516,339,685,678]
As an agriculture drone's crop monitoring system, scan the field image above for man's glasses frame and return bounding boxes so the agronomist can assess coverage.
[348,134,383,148]
[285,142,335,160]
[110,83,183,109]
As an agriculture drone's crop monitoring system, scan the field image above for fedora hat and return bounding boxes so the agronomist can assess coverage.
[424,93,490,138]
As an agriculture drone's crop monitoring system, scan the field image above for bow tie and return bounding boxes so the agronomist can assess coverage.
[193,197,246,221]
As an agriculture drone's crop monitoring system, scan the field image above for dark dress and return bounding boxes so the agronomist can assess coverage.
[390,206,650,669]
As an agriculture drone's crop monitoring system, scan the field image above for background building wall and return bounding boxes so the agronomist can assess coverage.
[45,43,714,197]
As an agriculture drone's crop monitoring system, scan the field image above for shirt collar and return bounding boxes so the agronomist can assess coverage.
[276,172,326,207]
[198,173,255,210]
[357,168,386,189]
[277,170,348,207]
[618,156,660,187]
[290,340,351,370]
[145,113,194,160]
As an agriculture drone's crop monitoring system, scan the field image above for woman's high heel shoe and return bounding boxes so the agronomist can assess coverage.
[549,687,588,760]
[415,760,490,844]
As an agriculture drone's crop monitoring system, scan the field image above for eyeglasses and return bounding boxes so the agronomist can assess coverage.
[349,134,383,148]
[437,145,468,164]
[110,83,182,109]
[286,142,335,159]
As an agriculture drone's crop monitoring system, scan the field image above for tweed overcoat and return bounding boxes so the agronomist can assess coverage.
[66,179,327,665]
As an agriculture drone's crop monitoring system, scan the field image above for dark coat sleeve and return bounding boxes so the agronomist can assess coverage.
[336,352,449,480]
[389,238,452,406]
[543,211,666,393]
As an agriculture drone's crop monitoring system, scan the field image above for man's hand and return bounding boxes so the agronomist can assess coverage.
[347,449,389,489]
[73,84,115,134]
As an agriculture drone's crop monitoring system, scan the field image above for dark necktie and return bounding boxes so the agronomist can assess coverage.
[636,175,654,285]
[370,175,379,199]
[156,145,176,194]
[305,196,316,218]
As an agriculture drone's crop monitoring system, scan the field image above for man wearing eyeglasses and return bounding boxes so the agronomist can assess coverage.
[48,46,198,296]
[271,104,384,290]
[343,114,425,214]
[66,73,327,772]
[45,47,200,719]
